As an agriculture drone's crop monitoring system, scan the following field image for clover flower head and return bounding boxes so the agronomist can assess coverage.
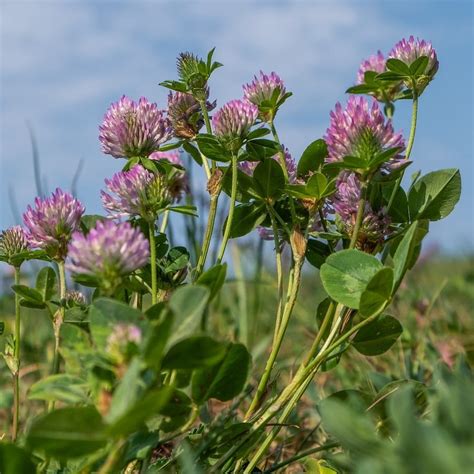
[167,91,215,139]
[332,173,391,249]
[101,165,171,220]
[23,188,85,261]
[324,96,405,172]
[0,226,29,261]
[67,220,149,293]
[213,99,258,151]
[99,96,172,159]
[389,36,439,80]
[150,150,189,201]
[65,290,87,307]
[357,50,386,84]
[243,71,287,121]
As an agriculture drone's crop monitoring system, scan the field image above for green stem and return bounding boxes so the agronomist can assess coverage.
[199,99,215,172]
[263,442,339,473]
[244,256,304,420]
[12,266,21,442]
[349,180,368,249]
[216,155,238,263]
[270,121,297,224]
[387,93,418,212]
[268,206,284,338]
[52,262,66,375]
[195,194,219,279]
[149,222,157,305]
[302,301,335,367]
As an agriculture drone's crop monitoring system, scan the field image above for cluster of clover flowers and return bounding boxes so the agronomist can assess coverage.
[0,36,439,462]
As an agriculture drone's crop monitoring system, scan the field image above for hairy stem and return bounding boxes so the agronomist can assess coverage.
[387,93,419,212]
[195,194,219,279]
[269,206,284,338]
[149,222,157,305]
[349,180,368,249]
[216,155,238,263]
[270,121,296,224]
[244,255,304,420]
[12,266,21,442]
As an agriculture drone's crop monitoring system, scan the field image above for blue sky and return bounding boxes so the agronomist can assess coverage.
[1,0,473,252]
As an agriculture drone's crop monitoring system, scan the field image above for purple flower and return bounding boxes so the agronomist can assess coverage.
[324,96,405,172]
[23,189,85,261]
[243,71,287,121]
[239,145,297,183]
[0,226,29,263]
[213,99,258,152]
[101,165,171,220]
[332,173,390,249]
[150,151,189,201]
[167,91,215,139]
[389,36,438,81]
[99,96,172,159]
[357,51,386,84]
[67,220,149,292]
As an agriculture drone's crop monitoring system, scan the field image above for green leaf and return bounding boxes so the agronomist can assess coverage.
[26,406,107,460]
[106,386,174,437]
[409,56,429,76]
[182,141,203,165]
[408,168,461,221]
[320,250,383,309]
[392,221,428,291]
[386,58,411,75]
[297,139,328,177]
[89,298,143,350]
[306,239,331,269]
[169,285,210,342]
[228,203,267,238]
[28,374,89,404]
[383,185,409,223]
[222,166,262,202]
[196,264,227,300]
[0,443,36,474]
[196,135,229,162]
[143,311,174,369]
[352,315,403,356]
[11,285,44,303]
[359,267,394,318]
[35,266,57,301]
[167,205,198,217]
[192,343,251,404]
[305,172,329,199]
[253,158,285,199]
[162,336,228,370]
[246,128,270,140]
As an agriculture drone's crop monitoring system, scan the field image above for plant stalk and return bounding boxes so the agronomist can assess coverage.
[149,222,157,305]
[195,193,219,278]
[244,255,304,420]
[11,265,21,442]
[216,154,238,263]
[387,92,419,212]
[349,180,368,249]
